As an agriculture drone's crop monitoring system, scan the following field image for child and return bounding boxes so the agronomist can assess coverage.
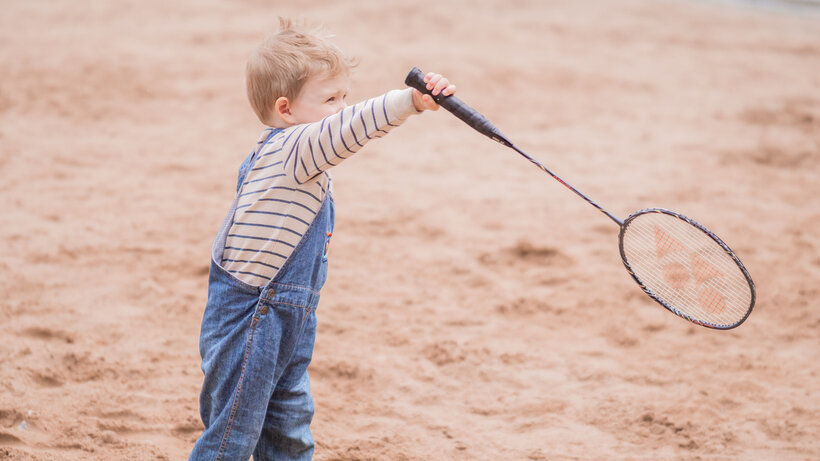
[189,18,455,461]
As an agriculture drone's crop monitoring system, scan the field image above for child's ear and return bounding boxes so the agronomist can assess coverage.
[274,97,295,123]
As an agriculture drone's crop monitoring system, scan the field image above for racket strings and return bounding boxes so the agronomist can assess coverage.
[629,227,750,308]
[627,227,750,320]
[621,212,752,327]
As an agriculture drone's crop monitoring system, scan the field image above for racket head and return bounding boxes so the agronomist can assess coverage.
[618,208,755,329]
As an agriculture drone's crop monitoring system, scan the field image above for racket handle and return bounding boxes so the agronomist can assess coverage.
[405,67,512,147]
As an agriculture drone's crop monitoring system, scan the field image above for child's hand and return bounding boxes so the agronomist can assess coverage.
[412,72,456,112]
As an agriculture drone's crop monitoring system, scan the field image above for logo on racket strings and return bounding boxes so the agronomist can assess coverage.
[654,227,727,315]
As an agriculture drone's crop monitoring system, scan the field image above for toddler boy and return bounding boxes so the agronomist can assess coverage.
[189,18,455,461]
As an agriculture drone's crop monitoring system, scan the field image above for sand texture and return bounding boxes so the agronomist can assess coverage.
[1,0,818,459]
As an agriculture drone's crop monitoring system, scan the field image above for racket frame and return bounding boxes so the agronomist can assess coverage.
[618,208,756,329]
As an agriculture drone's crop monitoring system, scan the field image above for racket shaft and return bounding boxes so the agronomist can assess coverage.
[405,67,511,146]
[406,67,623,226]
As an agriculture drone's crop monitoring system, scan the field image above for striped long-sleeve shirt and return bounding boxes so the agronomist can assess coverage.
[222,88,420,286]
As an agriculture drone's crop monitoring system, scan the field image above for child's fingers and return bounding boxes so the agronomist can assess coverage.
[419,72,456,109]
[424,73,455,97]
[426,75,449,96]
[425,72,441,92]
[433,77,449,96]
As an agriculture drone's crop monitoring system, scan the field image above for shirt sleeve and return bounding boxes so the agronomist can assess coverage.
[280,88,419,184]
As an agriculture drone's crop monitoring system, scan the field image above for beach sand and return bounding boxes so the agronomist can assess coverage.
[1,0,818,459]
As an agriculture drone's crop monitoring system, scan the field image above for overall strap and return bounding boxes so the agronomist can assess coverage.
[236,127,283,193]
[253,128,283,163]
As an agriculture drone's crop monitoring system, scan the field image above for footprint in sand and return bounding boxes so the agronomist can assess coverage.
[478,240,573,268]
[19,327,75,344]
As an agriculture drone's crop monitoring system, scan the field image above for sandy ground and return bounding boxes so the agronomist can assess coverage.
[1,0,818,459]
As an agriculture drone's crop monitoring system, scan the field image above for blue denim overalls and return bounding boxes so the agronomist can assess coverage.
[190,128,334,460]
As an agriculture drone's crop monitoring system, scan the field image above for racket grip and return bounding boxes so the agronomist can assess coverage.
[405,67,512,147]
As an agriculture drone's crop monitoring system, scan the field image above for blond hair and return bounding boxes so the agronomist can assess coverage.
[246,18,355,124]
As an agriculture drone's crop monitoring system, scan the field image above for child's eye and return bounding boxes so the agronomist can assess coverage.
[326,97,336,103]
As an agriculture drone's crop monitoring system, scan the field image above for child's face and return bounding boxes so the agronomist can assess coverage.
[288,72,350,124]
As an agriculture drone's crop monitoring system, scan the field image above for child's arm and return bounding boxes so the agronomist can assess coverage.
[280,73,455,184]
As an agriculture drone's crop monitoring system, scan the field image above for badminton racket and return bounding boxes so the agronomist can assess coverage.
[406,67,755,329]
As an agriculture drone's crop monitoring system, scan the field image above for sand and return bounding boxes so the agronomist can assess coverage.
[1,0,818,459]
